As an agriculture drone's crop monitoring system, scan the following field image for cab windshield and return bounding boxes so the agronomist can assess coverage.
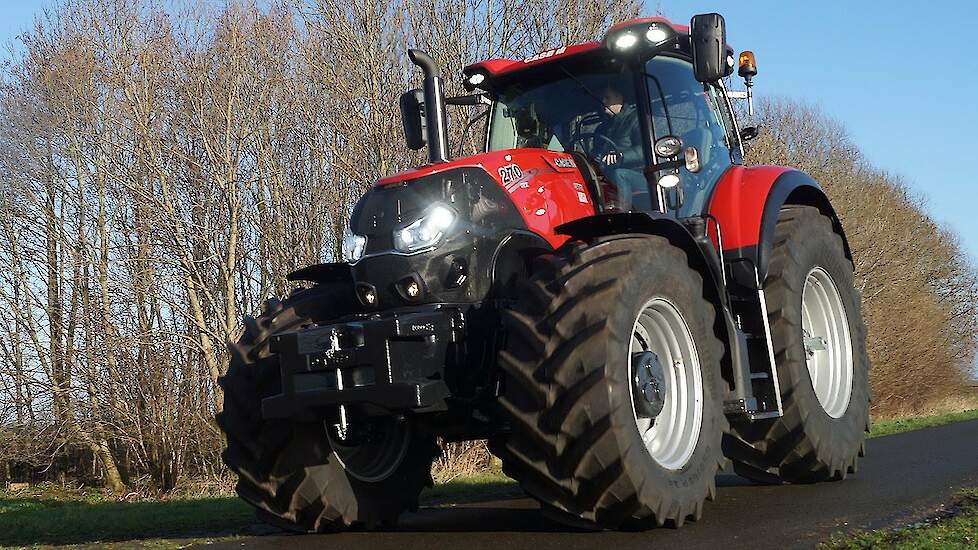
[487,58,649,210]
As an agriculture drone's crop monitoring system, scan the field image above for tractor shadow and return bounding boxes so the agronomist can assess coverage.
[394,472,759,533]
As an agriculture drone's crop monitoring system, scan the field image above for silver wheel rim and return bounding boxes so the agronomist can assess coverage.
[801,267,853,418]
[629,297,704,470]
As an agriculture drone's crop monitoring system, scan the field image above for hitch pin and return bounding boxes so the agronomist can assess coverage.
[330,329,349,439]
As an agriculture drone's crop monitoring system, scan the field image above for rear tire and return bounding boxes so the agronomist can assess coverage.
[217,285,440,532]
[725,206,870,483]
[492,235,726,529]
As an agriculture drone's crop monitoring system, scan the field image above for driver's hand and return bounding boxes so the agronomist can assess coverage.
[602,150,622,165]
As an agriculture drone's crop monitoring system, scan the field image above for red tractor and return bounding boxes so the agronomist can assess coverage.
[218,13,869,531]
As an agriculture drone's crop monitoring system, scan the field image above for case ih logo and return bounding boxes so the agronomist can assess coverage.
[523,46,566,63]
[553,157,576,169]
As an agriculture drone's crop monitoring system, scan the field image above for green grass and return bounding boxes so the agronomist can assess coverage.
[0,487,253,549]
[0,473,520,549]
[821,490,978,549]
[422,470,518,505]
[868,409,978,438]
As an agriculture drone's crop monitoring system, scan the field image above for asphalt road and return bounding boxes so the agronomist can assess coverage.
[202,419,978,550]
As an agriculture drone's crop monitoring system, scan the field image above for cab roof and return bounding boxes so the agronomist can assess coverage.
[463,17,691,81]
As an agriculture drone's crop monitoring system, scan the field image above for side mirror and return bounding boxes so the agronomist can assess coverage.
[690,13,727,83]
[399,88,426,151]
[740,126,759,142]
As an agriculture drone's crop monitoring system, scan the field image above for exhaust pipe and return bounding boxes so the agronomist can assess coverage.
[408,49,449,164]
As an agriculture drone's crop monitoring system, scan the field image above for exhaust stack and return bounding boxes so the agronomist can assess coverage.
[408,49,450,164]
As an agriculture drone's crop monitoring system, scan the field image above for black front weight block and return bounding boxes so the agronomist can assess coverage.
[261,306,462,419]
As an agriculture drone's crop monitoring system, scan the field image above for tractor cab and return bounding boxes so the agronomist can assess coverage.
[401,15,754,219]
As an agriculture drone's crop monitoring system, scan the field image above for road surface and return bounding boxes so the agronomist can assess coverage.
[201,419,978,549]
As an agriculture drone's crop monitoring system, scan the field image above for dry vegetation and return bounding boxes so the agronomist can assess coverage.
[0,0,640,492]
[743,99,978,417]
[0,0,974,495]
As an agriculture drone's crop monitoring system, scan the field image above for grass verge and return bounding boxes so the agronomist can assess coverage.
[820,489,978,549]
[0,472,519,549]
[0,485,253,549]
[421,470,518,506]
[868,409,978,438]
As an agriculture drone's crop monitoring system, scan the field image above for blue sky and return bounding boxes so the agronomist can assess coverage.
[1,1,976,264]
[657,1,978,264]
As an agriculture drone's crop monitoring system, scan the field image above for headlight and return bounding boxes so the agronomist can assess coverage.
[393,203,457,252]
[341,225,366,263]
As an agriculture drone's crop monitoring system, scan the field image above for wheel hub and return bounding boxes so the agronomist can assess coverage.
[327,416,412,482]
[632,351,666,419]
[629,297,704,471]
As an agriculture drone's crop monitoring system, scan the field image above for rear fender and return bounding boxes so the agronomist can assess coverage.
[708,166,852,287]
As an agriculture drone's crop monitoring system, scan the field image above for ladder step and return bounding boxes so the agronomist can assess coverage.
[749,372,769,380]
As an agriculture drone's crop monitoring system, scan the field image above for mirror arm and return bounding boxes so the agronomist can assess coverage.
[446,93,490,106]
[648,159,684,173]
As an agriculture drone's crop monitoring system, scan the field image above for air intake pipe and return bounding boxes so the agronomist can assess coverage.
[408,49,450,164]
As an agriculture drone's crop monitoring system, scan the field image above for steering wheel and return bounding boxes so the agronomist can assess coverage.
[571,132,620,164]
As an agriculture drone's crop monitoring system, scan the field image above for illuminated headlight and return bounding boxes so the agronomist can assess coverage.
[393,204,457,253]
[341,225,366,263]
[614,33,639,50]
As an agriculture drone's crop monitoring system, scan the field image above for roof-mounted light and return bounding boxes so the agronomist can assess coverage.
[462,69,489,92]
[605,19,678,56]
[645,23,671,44]
[614,33,639,50]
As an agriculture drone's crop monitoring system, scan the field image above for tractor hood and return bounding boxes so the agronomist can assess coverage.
[346,148,596,308]
[373,148,596,250]
[377,149,579,189]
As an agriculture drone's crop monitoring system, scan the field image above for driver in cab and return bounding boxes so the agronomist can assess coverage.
[594,81,644,210]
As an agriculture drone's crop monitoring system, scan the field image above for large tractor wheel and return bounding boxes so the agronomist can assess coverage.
[493,235,726,529]
[725,206,870,483]
[217,285,440,532]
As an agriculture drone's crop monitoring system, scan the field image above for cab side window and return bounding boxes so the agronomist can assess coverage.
[645,56,732,217]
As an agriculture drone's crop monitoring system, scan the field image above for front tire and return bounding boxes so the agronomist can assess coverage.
[725,206,870,483]
[493,235,726,529]
[217,285,440,532]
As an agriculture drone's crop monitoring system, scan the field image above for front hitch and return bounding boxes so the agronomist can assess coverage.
[261,305,463,420]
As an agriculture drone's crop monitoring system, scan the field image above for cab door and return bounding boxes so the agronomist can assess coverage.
[644,55,737,218]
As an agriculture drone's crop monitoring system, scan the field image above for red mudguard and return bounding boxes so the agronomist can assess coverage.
[706,165,791,252]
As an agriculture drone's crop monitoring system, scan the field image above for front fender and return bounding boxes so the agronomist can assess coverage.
[556,211,724,299]
[555,212,746,396]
